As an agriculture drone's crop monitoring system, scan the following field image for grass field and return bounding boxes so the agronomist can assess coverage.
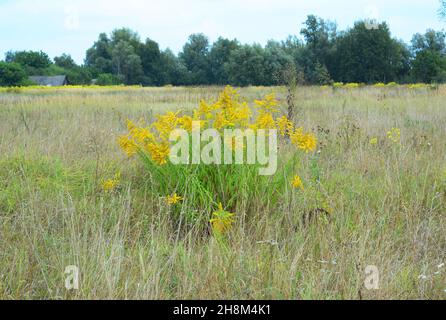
[0,85,445,299]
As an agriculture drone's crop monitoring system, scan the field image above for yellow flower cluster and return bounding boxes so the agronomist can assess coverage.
[387,128,401,143]
[102,173,120,193]
[328,82,402,89]
[118,86,318,165]
[343,83,361,89]
[210,203,235,234]
[291,175,304,190]
[166,193,184,205]
[408,83,428,89]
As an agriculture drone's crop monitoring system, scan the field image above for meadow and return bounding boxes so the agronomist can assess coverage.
[0,85,445,299]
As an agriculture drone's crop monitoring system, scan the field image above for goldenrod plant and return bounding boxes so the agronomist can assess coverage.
[118,86,317,231]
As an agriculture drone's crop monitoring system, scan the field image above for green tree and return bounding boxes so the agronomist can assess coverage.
[0,62,27,86]
[158,49,188,85]
[411,30,446,82]
[412,30,446,53]
[314,62,332,85]
[54,54,77,69]
[299,15,337,83]
[139,38,163,85]
[334,21,409,83]
[5,50,52,75]
[263,41,294,85]
[85,33,113,75]
[209,37,240,85]
[179,34,211,85]
[112,40,144,85]
[111,28,141,50]
[225,44,266,86]
[412,50,446,82]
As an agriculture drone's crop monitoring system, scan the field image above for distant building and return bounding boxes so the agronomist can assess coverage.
[29,75,68,86]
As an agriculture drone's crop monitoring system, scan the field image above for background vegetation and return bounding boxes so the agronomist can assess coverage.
[1,14,446,87]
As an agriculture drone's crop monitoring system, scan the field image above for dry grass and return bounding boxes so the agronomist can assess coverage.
[0,85,445,299]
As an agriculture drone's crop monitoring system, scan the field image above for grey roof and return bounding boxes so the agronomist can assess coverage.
[29,75,68,86]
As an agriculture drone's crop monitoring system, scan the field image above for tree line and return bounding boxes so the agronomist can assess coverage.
[1,15,446,87]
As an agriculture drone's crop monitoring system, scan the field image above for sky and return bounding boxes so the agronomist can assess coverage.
[0,0,445,64]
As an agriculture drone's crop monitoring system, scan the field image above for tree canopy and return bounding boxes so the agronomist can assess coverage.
[1,15,446,87]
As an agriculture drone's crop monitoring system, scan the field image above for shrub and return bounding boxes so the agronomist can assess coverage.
[0,62,27,87]
[118,86,317,231]
[96,73,122,86]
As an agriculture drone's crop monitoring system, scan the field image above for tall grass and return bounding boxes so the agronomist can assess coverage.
[0,85,445,299]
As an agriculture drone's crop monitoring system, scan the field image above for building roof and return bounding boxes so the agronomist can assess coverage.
[29,75,68,86]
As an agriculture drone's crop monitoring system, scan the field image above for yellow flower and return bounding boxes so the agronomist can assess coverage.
[387,128,401,143]
[146,142,170,165]
[130,127,155,144]
[118,135,138,157]
[126,119,137,131]
[370,137,378,145]
[197,100,214,118]
[216,86,239,111]
[290,129,317,153]
[291,175,304,190]
[254,93,280,114]
[166,193,184,205]
[344,83,360,89]
[289,127,303,143]
[276,116,294,136]
[179,115,193,132]
[232,103,251,126]
[299,133,317,153]
[214,112,235,130]
[255,112,276,129]
[210,203,235,234]
[102,173,120,193]
[152,111,181,140]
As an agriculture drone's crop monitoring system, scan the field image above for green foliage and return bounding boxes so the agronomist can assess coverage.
[0,62,27,86]
[5,50,52,75]
[179,33,212,85]
[4,16,446,87]
[314,62,332,85]
[96,73,122,86]
[411,29,446,83]
[85,32,113,74]
[225,44,267,86]
[333,22,410,83]
[209,37,240,85]
[54,54,77,69]
[139,38,163,85]
[412,50,446,83]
